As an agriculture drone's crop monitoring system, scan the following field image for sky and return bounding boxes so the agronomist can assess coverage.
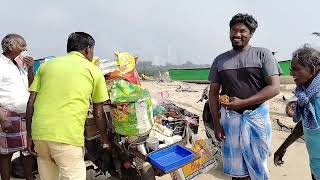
[1,0,320,65]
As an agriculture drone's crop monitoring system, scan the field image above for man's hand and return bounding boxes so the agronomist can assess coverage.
[26,135,37,156]
[93,102,111,150]
[214,123,225,141]
[0,121,13,133]
[223,97,247,110]
[23,56,34,69]
[0,108,13,132]
[0,107,7,121]
[100,134,112,150]
[26,135,33,152]
[274,147,286,166]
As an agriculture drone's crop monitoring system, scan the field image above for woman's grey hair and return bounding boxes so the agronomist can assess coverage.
[292,45,320,72]
[1,34,24,52]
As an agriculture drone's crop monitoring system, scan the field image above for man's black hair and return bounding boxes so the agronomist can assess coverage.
[229,13,258,34]
[67,32,95,53]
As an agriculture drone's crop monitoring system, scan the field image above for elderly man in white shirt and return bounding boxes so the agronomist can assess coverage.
[0,34,35,180]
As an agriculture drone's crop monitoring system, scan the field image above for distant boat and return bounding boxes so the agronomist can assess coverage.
[33,56,55,74]
[278,59,291,76]
[168,67,211,83]
[168,60,291,83]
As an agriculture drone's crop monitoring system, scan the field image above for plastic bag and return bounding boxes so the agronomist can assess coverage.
[153,105,166,116]
[111,98,154,136]
[106,52,141,85]
[109,79,150,103]
[116,51,136,73]
[98,59,118,75]
[14,51,30,69]
[122,69,141,85]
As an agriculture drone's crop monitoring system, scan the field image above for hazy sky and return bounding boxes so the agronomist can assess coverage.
[1,0,319,65]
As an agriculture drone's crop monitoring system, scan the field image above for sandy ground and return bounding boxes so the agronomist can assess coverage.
[140,81,310,180]
[9,80,311,180]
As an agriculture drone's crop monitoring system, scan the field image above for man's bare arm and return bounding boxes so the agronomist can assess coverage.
[209,83,220,126]
[26,92,37,137]
[93,102,110,148]
[27,68,34,86]
[274,121,303,166]
[209,82,225,141]
[224,75,280,110]
[244,75,280,106]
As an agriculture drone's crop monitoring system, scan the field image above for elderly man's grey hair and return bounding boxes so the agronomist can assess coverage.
[292,45,320,72]
[1,34,24,52]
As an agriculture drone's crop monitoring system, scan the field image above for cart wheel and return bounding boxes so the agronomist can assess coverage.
[286,101,296,117]
[202,102,214,129]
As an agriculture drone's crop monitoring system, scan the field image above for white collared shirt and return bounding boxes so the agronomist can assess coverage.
[0,54,29,113]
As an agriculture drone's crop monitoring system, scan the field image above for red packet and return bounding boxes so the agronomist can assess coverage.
[14,51,29,69]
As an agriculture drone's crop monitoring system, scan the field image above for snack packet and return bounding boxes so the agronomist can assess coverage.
[14,51,30,69]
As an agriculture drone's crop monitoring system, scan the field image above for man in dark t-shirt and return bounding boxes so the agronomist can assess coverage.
[208,13,281,180]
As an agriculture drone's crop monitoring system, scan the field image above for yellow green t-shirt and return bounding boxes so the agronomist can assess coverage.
[29,51,108,146]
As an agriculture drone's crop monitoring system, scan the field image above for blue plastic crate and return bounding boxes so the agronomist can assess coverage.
[147,144,194,173]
